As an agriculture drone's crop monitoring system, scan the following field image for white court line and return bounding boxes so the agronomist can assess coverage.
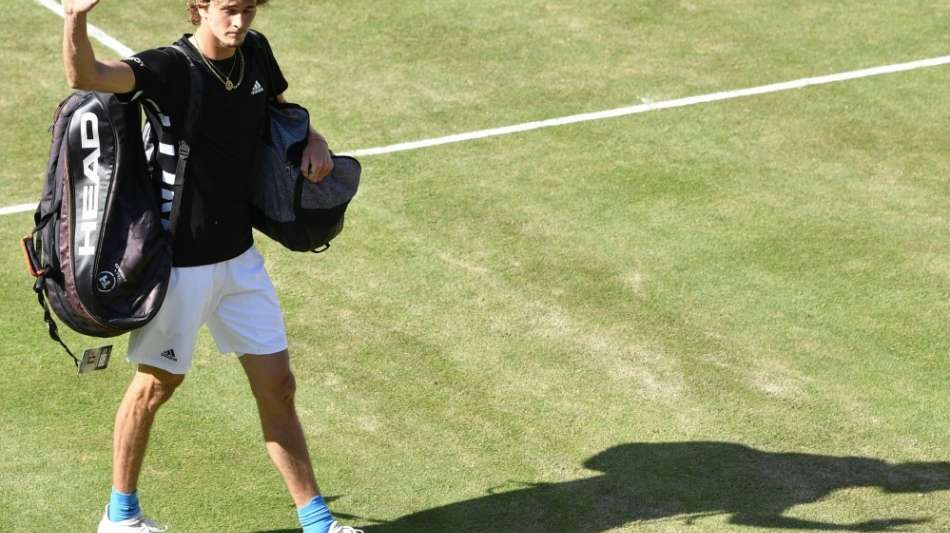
[0,203,39,216]
[5,0,949,217]
[33,0,134,57]
[346,54,950,157]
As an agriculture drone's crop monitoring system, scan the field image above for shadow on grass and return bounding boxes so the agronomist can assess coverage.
[325,441,948,533]
[249,441,950,532]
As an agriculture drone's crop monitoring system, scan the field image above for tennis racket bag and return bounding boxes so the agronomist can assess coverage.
[21,91,172,369]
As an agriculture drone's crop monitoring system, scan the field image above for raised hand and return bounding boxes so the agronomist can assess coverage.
[62,0,100,16]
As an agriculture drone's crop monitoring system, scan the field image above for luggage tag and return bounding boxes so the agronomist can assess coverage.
[78,345,113,374]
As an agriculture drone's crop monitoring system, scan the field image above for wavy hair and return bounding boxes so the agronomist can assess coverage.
[187,0,270,26]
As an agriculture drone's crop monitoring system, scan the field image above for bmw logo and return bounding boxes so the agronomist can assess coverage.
[96,271,117,293]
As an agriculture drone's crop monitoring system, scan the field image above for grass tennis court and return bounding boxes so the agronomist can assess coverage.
[1,1,949,531]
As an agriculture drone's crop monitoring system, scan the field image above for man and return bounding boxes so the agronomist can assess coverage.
[61,1,360,532]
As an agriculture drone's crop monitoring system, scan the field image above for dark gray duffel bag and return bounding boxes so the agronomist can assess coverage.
[251,102,360,253]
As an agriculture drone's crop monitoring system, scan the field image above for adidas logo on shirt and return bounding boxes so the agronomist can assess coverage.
[251,80,264,95]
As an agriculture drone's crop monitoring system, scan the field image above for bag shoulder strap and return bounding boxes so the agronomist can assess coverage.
[33,276,80,368]
[169,43,204,144]
[160,43,205,238]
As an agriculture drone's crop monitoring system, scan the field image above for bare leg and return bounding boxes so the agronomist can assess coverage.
[240,350,320,506]
[112,365,185,492]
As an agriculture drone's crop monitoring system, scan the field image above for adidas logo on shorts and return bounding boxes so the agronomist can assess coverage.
[160,349,178,362]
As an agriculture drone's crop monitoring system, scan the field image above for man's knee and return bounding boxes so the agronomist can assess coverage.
[242,350,297,408]
[129,365,185,412]
[254,369,297,409]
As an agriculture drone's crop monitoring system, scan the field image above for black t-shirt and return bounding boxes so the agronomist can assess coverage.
[119,32,289,266]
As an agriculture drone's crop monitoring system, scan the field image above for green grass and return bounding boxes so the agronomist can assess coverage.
[1,1,949,531]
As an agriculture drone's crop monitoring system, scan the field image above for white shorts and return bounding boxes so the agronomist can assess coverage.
[127,246,288,374]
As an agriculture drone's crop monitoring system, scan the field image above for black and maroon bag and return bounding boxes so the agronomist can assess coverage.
[21,92,173,371]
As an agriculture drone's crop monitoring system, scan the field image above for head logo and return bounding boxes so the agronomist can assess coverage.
[77,111,102,257]
[96,271,117,293]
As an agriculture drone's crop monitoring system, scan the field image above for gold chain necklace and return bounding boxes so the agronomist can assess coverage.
[190,36,244,91]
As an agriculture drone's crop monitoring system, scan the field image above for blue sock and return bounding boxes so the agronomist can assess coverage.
[107,487,141,522]
[297,495,335,533]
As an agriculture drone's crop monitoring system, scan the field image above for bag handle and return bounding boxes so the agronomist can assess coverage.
[20,235,45,278]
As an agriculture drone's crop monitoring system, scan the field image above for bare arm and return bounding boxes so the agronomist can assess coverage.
[63,1,134,92]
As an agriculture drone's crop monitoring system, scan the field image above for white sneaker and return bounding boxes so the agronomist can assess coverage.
[328,521,364,533]
[97,506,168,532]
